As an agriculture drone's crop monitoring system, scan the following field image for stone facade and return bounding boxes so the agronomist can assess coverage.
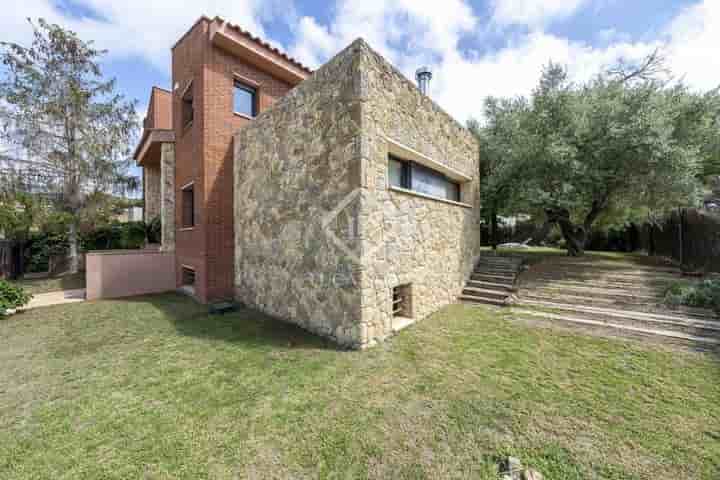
[143,163,161,223]
[357,42,481,347]
[160,143,176,252]
[234,39,480,348]
[234,43,363,346]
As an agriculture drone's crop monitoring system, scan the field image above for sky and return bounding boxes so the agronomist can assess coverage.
[2,0,719,135]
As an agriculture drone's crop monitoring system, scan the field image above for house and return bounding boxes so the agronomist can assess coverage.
[131,16,481,348]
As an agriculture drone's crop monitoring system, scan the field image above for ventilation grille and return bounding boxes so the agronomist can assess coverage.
[392,284,412,318]
[181,266,196,287]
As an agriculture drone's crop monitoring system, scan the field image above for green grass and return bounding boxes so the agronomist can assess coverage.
[9,271,85,295]
[1,294,719,479]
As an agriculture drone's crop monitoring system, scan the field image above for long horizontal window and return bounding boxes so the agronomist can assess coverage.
[388,154,460,202]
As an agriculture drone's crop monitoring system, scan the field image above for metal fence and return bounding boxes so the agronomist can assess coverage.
[0,241,24,280]
[641,208,720,272]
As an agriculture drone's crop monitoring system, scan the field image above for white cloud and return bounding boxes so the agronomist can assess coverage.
[290,0,719,124]
[490,0,590,27]
[2,0,717,127]
[0,0,279,70]
[665,0,720,91]
[289,0,477,70]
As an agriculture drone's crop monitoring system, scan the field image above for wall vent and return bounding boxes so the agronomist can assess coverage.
[181,266,196,288]
[392,284,413,318]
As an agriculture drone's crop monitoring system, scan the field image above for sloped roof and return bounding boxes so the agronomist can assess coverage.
[172,15,312,76]
[212,16,312,75]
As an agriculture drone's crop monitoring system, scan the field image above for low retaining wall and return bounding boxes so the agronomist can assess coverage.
[86,250,176,300]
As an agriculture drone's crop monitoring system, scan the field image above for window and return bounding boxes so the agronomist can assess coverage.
[392,284,413,318]
[182,81,193,127]
[388,154,461,202]
[234,81,257,117]
[181,183,194,228]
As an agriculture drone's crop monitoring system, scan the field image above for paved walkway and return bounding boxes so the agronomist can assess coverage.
[25,289,86,310]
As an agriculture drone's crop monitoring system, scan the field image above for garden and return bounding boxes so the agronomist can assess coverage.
[1,294,718,479]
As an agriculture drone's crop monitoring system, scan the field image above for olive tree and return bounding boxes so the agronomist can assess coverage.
[477,54,718,255]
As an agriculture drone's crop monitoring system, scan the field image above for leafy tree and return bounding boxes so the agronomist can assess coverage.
[0,192,47,242]
[469,97,531,248]
[477,54,718,255]
[0,19,138,272]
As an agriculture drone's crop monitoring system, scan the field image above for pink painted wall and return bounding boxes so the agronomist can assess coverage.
[86,250,176,300]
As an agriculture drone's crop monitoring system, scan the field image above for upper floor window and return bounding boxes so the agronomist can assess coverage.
[181,81,194,128]
[389,154,461,202]
[234,81,257,118]
[181,183,195,228]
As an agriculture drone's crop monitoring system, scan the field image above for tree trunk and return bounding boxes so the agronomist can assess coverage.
[68,220,79,274]
[531,220,552,245]
[556,219,587,256]
[490,208,499,250]
[545,207,588,256]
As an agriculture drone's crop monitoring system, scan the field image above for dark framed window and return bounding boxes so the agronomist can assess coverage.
[181,81,193,127]
[181,183,194,228]
[234,81,257,117]
[388,154,461,202]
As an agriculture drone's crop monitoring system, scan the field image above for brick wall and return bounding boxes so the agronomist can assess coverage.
[201,33,294,301]
[171,18,298,302]
[172,20,208,300]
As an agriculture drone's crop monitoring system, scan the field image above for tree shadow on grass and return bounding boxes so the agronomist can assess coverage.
[117,292,341,352]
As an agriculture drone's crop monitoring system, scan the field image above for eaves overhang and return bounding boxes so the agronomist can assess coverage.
[209,18,312,86]
[134,129,175,167]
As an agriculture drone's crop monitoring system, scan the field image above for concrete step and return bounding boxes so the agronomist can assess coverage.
[520,279,678,292]
[471,273,516,283]
[523,271,683,283]
[512,309,720,348]
[515,300,720,337]
[476,266,520,274]
[526,285,664,301]
[518,291,716,319]
[462,287,509,300]
[467,280,516,292]
[459,294,507,306]
[478,256,523,262]
[520,280,666,297]
[531,263,681,276]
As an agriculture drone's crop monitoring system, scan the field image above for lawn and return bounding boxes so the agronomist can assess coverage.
[1,294,719,479]
[9,271,86,295]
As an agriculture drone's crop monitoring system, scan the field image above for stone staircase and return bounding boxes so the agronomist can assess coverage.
[459,256,524,306]
[510,257,720,350]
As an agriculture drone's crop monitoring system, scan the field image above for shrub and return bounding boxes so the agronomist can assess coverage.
[146,216,162,244]
[664,279,720,312]
[81,222,147,251]
[0,280,32,315]
[24,232,69,273]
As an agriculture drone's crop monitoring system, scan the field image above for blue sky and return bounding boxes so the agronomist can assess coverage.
[3,0,718,130]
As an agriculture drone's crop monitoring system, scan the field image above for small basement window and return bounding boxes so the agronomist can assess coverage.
[234,81,257,118]
[388,154,461,202]
[182,81,194,127]
[181,183,194,228]
[181,266,196,288]
[392,284,413,318]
